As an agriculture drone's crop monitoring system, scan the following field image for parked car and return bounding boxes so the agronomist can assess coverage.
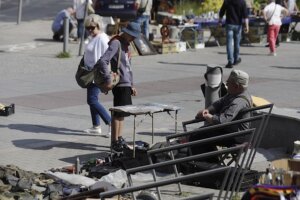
[94,0,138,20]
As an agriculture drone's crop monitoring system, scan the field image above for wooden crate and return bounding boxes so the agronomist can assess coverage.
[151,42,179,54]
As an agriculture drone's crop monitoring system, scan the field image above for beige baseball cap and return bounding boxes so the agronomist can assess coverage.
[228,69,249,87]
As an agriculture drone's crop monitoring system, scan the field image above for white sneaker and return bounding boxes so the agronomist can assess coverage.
[84,127,102,134]
[269,52,277,56]
[104,131,111,138]
[84,127,111,138]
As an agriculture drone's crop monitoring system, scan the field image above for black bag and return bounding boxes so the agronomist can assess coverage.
[75,56,94,88]
[137,0,148,15]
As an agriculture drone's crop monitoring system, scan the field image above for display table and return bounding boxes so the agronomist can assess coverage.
[109,103,181,157]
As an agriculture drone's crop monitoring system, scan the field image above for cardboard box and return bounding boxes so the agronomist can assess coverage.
[271,159,300,185]
[272,159,300,172]
[151,42,179,54]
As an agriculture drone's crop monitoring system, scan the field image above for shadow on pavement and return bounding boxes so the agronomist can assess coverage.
[158,61,207,67]
[0,124,86,136]
[270,66,300,70]
[12,139,110,151]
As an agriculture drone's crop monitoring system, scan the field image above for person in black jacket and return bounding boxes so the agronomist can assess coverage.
[219,0,249,68]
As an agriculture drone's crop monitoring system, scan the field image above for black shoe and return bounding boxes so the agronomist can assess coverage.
[52,34,61,41]
[233,58,241,65]
[225,62,233,68]
[111,141,123,152]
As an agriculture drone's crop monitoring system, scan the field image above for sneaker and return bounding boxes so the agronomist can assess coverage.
[268,52,277,56]
[104,131,111,138]
[111,141,123,152]
[225,62,233,68]
[233,58,241,65]
[84,127,102,134]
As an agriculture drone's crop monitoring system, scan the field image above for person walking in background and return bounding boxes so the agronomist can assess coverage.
[245,0,254,15]
[284,0,299,14]
[94,22,141,152]
[73,0,94,41]
[265,0,285,48]
[263,0,289,56]
[83,14,111,137]
[219,0,249,69]
[51,7,76,41]
[135,0,153,40]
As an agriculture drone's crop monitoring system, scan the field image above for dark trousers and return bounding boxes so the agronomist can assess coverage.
[53,22,74,41]
[189,128,235,163]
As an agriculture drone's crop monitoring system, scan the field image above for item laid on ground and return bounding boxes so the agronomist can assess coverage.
[0,103,15,116]
[241,185,299,200]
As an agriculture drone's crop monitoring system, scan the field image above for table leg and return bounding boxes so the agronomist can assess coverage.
[175,110,178,134]
[133,115,136,158]
[110,110,113,154]
[151,113,154,144]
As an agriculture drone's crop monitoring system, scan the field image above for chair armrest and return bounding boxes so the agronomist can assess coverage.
[182,118,204,132]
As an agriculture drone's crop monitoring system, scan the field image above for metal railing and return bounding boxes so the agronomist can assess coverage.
[125,129,255,200]
[100,143,248,199]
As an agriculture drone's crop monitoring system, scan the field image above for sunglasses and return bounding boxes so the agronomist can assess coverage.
[86,26,96,31]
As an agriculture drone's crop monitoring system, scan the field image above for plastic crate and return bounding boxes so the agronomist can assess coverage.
[0,104,15,116]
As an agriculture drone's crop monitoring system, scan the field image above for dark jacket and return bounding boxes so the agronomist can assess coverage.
[219,0,248,25]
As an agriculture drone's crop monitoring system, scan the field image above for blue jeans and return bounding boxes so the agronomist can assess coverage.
[135,15,150,39]
[226,24,242,64]
[77,19,88,39]
[87,83,111,126]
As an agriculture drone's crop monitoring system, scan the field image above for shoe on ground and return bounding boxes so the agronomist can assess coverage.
[269,52,277,56]
[84,126,101,134]
[111,141,123,152]
[84,126,110,137]
[225,62,233,68]
[233,58,241,65]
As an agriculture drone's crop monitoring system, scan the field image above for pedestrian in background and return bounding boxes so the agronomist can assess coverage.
[73,0,94,41]
[94,22,141,152]
[263,0,289,56]
[51,7,76,41]
[284,0,299,14]
[83,14,111,137]
[219,0,249,68]
[245,0,254,15]
[135,0,153,40]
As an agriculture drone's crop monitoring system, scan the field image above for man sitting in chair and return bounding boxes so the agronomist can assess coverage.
[190,69,253,160]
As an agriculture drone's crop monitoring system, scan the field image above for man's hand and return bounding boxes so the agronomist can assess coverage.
[195,109,208,120]
[218,20,223,27]
[203,112,213,124]
[244,26,249,34]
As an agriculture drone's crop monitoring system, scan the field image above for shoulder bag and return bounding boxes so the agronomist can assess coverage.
[94,41,122,93]
[266,4,277,23]
[75,56,95,88]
